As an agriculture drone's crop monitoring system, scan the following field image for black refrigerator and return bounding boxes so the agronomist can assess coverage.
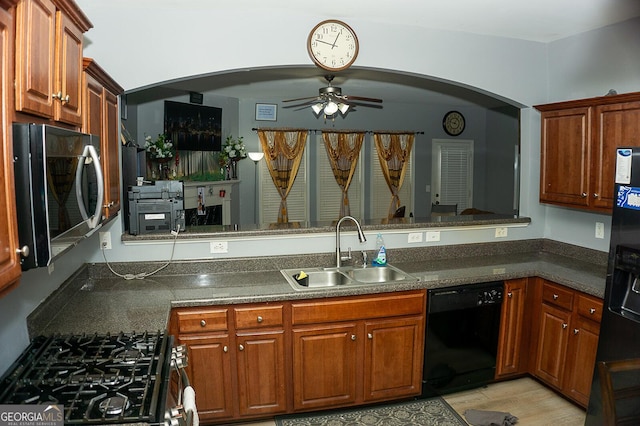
[586,148,640,425]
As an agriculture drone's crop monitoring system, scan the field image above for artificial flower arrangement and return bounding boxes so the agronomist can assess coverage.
[144,133,174,159]
[219,135,247,165]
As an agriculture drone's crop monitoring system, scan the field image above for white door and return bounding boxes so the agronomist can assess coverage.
[431,139,473,213]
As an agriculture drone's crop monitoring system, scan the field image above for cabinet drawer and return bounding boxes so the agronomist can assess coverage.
[292,290,425,325]
[542,282,574,311]
[176,308,229,334]
[576,294,603,323]
[235,305,283,329]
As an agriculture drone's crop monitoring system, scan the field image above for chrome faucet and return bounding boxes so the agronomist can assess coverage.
[335,216,367,268]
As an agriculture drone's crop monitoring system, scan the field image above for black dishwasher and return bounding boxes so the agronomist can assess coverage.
[422,281,503,397]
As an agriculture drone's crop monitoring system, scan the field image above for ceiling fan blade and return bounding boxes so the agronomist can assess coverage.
[283,96,318,103]
[346,101,384,109]
[281,101,317,109]
[343,95,383,103]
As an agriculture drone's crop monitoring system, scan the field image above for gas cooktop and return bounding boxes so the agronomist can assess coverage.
[0,331,172,425]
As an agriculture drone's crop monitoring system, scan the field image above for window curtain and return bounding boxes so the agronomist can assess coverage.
[373,132,414,218]
[322,131,365,218]
[257,129,308,223]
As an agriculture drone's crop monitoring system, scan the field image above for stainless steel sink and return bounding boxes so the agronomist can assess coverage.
[345,265,410,283]
[281,264,419,290]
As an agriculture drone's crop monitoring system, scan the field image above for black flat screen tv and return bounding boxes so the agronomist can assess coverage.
[164,100,222,151]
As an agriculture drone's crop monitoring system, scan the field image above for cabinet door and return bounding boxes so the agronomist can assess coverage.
[179,334,234,422]
[534,303,572,389]
[53,10,83,125]
[102,89,120,219]
[592,101,640,210]
[540,107,591,208]
[15,0,56,118]
[0,3,22,297]
[364,317,423,402]
[564,316,600,407]
[496,278,528,378]
[236,330,287,417]
[292,324,358,411]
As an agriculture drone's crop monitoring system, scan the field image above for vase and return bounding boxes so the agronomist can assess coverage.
[230,159,238,180]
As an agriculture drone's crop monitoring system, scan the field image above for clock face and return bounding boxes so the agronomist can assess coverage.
[307,20,359,72]
[443,111,465,136]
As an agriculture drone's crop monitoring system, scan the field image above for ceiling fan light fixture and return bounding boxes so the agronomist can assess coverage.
[311,103,324,115]
[338,103,350,114]
[323,101,339,116]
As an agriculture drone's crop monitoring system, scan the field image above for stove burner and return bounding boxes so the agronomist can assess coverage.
[98,395,130,416]
[0,331,172,425]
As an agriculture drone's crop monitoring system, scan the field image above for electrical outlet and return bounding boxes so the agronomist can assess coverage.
[595,222,605,239]
[426,231,441,242]
[408,232,423,243]
[99,232,112,249]
[495,227,508,238]
[210,241,228,253]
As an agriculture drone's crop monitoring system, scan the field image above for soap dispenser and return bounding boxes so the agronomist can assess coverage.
[372,233,387,266]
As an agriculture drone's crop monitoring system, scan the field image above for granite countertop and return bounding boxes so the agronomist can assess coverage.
[27,240,608,337]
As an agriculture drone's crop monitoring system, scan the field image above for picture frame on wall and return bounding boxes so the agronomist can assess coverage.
[255,103,277,121]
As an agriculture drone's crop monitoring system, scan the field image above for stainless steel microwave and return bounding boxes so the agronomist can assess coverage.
[13,123,104,270]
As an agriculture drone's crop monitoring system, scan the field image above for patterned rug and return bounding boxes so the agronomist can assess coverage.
[275,398,467,426]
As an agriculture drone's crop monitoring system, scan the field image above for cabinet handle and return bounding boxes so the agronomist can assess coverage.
[223,346,228,353]
[16,245,30,258]
[581,192,587,198]
[351,334,356,341]
[507,292,513,298]
[574,329,579,335]
[257,316,263,323]
[553,294,559,300]
[368,333,373,339]
[590,308,596,314]
[52,91,62,100]
[61,94,70,103]
[200,320,206,327]
[562,323,568,329]
[239,344,244,351]
[593,193,599,199]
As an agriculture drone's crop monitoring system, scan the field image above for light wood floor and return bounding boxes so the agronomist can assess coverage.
[228,377,586,425]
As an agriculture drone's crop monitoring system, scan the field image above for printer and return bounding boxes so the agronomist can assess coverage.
[128,180,185,235]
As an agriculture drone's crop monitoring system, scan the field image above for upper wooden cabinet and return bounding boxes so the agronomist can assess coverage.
[83,58,123,220]
[0,0,22,298]
[535,92,640,212]
[15,0,92,126]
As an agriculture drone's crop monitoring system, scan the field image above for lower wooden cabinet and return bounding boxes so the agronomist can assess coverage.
[179,333,234,420]
[169,303,287,423]
[236,330,287,417]
[496,278,530,378]
[531,279,603,407]
[363,317,424,401]
[291,290,425,412]
[170,290,426,423]
[292,323,358,410]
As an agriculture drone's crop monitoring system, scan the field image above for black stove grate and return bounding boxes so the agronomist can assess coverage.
[0,331,171,424]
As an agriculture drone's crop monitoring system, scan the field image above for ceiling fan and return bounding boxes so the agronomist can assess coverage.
[282,75,383,118]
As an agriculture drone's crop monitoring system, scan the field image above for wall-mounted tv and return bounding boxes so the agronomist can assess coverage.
[164,100,222,151]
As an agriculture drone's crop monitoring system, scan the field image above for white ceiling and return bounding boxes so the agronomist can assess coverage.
[125,0,640,107]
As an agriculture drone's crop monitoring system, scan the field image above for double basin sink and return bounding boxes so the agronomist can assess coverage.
[281,264,420,291]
